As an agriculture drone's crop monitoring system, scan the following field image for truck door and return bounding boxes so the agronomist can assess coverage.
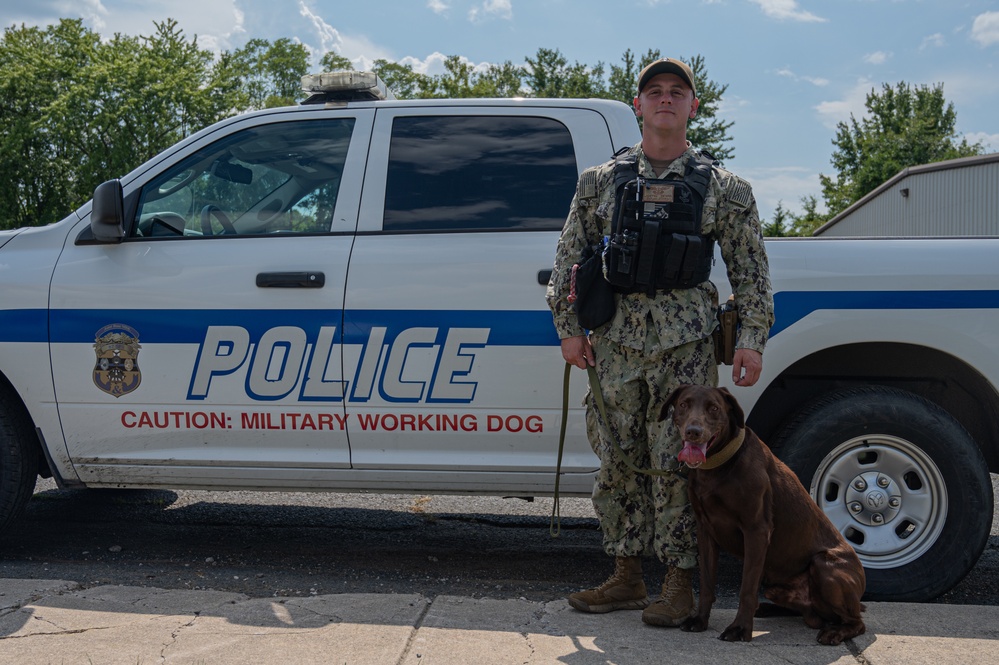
[48,111,372,487]
[343,107,612,486]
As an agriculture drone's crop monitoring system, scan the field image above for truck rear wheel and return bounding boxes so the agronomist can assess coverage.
[0,386,38,535]
[770,386,993,602]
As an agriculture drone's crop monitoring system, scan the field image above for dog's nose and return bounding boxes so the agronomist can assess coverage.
[684,424,703,440]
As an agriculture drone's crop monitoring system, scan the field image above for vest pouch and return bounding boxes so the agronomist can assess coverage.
[573,243,616,330]
[604,232,639,290]
[656,233,690,289]
[656,233,714,289]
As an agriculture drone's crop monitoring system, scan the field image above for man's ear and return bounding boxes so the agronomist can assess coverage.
[689,96,700,119]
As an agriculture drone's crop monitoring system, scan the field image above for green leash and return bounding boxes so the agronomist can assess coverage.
[550,361,672,538]
[550,363,572,536]
[584,364,673,478]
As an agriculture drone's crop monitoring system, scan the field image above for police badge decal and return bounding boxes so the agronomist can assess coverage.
[93,324,142,397]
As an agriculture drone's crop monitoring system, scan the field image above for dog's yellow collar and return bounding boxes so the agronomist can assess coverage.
[697,427,746,470]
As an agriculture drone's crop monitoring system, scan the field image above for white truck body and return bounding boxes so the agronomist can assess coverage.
[0,86,994,602]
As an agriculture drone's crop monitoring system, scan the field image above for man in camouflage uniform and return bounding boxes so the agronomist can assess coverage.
[546,58,774,627]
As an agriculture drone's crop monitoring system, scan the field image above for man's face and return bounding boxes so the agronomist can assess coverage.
[633,73,699,131]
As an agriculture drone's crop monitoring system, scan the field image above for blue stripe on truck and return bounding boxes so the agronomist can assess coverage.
[2,291,997,345]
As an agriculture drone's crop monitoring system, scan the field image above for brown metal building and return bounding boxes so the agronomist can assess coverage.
[813,152,999,237]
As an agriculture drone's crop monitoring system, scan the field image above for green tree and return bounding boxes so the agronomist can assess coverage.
[789,195,829,236]
[232,37,309,108]
[433,55,478,98]
[0,19,241,228]
[372,59,434,99]
[763,201,793,237]
[0,19,100,229]
[820,82,984,217]
[425,56,525,98]
[320,51,353,72]
[607,48,639,107]
[475,61,524,97]
[523,48,606,98]
[684,54,735,162]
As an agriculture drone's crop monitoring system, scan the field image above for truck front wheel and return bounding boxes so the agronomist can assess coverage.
[770,386,993,602]
[0,386,38,536]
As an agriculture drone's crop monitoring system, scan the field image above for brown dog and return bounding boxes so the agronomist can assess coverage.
[663,385,866,645]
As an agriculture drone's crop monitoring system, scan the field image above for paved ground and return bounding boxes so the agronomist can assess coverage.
[2,578,999,664]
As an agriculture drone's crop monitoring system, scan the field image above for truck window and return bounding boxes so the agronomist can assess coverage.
[132,118,356,238]
[383,116,577,232]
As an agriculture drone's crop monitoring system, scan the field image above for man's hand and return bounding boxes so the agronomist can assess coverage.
[732,348,762,387]
[561,335,595,369]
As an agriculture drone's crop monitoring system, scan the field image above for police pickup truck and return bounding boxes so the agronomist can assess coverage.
[0,72,995,603]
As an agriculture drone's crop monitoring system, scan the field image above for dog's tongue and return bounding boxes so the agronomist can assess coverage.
[679,440,708,468]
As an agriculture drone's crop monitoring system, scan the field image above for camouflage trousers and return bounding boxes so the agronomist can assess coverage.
[584,330,717,570]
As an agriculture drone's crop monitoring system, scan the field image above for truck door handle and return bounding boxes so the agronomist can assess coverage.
[537,269,552,285]
[256,271,326,288]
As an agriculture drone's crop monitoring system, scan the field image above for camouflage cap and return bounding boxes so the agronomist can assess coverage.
[637,58,697,97]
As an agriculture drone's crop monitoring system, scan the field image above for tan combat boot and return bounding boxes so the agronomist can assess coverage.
[567,556,650,613]
[641,567,695,627]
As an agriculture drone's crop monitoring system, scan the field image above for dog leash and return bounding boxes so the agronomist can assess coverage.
[550,363,572,537]
[585,364,673,478]
[550,360,674,537]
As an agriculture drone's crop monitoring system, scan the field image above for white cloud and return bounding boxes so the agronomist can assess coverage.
[749,0,825,23]
[2,0,248,53]
[299,1,342,57]
[815,78,873,129]
[864,51,891,65]
[76,0,109,31]
[396,52,500,77]
[401,52,450,76]
[739,165,827,221]
[2,0,109,31]
[964,131,999,152]
[427,0,449,15]
[776,66,828,86]
[971,11,999,46]
[920,32,945,50]
[292,3,394,69]
[469,0,513,23]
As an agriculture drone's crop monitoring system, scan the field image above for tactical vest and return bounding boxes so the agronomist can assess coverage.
[604,150,714,295]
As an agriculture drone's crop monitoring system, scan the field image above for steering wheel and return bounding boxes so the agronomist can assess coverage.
[200,204,236,236]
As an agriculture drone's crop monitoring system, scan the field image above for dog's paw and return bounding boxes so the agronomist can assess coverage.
[681,616,708,633]
[817,623,865,646]
[720,623,753,642]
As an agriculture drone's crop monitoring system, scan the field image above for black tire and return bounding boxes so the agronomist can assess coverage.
[0,384,39,535]
[770,386,993,602]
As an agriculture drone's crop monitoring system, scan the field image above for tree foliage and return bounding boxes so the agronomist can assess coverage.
[819,82,983,217]
[0,19,739,228]
[233,37,310,109]
[763,195,830,237]
[0,19,242,229]
[762,201,793,237]
[789,195,828,236]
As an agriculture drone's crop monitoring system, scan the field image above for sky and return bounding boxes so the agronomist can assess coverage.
[2,0,998,222]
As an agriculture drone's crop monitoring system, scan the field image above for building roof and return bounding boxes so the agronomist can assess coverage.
[813,152,999,235]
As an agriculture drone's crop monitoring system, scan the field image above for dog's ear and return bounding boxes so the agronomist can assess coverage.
[717,387,745,430]
[660,385,687,422]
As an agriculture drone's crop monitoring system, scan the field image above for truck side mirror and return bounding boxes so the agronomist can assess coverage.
[91,180,125,243]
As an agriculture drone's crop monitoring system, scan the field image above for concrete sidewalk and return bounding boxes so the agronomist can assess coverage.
[1,579,997,664]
